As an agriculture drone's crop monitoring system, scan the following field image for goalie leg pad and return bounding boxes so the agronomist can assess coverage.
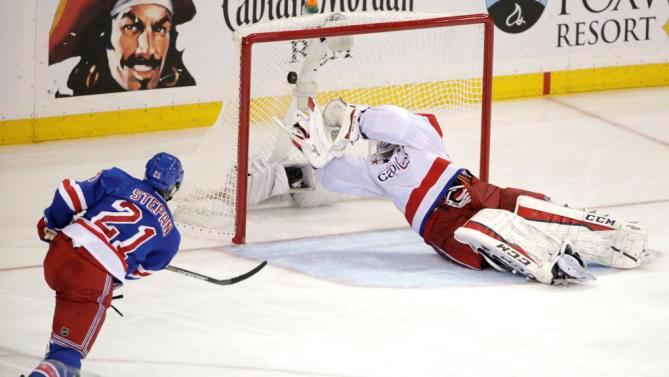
[515,196,648,268]
[455,209,575,284]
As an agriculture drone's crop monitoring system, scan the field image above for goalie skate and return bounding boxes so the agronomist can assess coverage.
[554,244,596,285]
[515,196,648,268]
[454,209,594,285]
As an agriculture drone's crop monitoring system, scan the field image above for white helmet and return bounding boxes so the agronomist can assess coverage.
[322,98,365,151]
[368,140,398,162]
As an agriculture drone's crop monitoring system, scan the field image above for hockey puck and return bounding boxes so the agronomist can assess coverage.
[287,71,298,84]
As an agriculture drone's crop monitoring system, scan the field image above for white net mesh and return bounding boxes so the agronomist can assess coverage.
[173,12,487,239]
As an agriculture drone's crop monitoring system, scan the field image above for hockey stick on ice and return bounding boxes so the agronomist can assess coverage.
[165,261,267,286]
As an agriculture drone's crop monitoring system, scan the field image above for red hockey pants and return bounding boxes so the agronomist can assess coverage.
[43,233,114,358]
[422,174,546,270]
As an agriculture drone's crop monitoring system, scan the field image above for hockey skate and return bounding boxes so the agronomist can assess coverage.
[25,359,80,377]
[551,244,596,286]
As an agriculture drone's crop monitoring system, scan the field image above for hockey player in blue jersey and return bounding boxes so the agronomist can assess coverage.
[28,152,184,377]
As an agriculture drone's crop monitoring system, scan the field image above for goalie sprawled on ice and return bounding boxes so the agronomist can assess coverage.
[270,96,650,285]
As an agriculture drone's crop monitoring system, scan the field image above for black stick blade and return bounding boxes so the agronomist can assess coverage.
[223,260,268,285]
[166,260,268,286]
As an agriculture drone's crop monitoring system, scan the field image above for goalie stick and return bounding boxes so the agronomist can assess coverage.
[166,260,268,286]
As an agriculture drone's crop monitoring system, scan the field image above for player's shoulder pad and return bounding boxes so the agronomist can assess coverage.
[104,167,134,180]
[98,167,141,193]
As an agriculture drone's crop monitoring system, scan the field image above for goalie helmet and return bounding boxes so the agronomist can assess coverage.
[145,152,184,201]
[322,98,365,150]
[369,140,398,162]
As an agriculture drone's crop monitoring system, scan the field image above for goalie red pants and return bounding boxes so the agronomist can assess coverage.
[422,174,547,270]
[43,233,114,358]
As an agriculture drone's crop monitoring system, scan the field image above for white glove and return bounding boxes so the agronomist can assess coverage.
[273,98,339,169]
[37,216,58,243]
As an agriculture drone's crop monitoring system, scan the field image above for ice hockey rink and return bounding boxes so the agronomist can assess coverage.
[1,87,668,377]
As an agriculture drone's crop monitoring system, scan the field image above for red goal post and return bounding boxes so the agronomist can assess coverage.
[234,14,494,244]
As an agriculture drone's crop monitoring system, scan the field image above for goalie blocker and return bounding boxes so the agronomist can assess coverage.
[247,158,343,208]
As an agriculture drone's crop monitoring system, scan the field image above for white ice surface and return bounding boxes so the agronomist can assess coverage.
[1,87,668,377]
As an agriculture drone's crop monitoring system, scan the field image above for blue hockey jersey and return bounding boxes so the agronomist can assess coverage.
[43,168,180,282]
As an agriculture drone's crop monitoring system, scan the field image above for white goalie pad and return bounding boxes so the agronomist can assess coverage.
[515,196,648,268]
[454,209,568,285]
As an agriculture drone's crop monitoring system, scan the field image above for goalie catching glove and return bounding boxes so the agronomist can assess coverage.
[273,97,341,169]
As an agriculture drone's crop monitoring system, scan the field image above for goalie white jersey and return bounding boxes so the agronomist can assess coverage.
[315,105,463,236]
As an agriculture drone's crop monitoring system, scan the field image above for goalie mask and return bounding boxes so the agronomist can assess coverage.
[322,98,365,151]
[369,140,398,162]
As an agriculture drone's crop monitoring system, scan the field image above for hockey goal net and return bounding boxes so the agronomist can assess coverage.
[174,12,494,243]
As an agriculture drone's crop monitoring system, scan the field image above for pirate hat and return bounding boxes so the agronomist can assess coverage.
[49,0,196,65]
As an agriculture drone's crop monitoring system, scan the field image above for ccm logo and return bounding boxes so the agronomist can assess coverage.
[496,243,531,266]
[584,213,616,226]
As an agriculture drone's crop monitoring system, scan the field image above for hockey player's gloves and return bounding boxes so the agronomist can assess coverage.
[37,217,58,243]
[274,97,338,169]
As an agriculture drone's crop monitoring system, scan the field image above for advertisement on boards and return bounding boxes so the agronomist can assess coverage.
[2,0,665,128]
[486,0,547,34]
[49,0,198,98]
[484,0,668,74]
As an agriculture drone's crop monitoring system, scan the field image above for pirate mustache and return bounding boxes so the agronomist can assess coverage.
[120,54,162,70]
